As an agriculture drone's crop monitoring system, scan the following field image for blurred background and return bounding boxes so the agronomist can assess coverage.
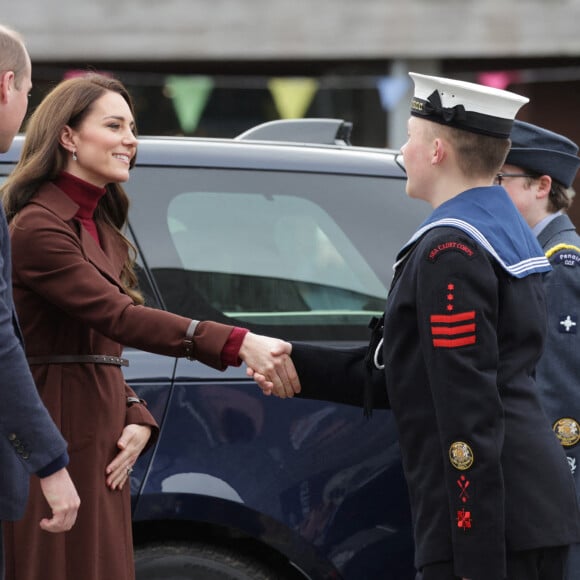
[4,0,580,217]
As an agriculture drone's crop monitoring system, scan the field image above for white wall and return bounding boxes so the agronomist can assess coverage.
[4,0,580,62]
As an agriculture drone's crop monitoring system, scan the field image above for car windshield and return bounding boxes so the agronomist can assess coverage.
[123,166,426,341]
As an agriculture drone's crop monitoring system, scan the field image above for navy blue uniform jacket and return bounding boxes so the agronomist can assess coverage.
[535,213,580,464]
[292,187,580,580]
[535,214,580,580]
[0,204,68,520]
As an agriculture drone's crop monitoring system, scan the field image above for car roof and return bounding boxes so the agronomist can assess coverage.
[1,119,406,179]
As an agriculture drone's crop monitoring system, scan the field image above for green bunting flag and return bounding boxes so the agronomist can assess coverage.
[165,75,214,134]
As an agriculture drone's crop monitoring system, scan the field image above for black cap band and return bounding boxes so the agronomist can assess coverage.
[411,93,514,139]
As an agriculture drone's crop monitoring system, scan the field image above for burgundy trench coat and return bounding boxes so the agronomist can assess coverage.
[3,183,235,580]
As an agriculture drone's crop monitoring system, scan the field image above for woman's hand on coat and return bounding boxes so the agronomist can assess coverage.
[238,332,301,398]
[38,467,81,532]
[106,424,152,490]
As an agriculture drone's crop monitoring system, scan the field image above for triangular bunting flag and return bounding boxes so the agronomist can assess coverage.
[268,78,319,119]
[477,71,522,90]
[376,76,411,111]
[165,75,214,134]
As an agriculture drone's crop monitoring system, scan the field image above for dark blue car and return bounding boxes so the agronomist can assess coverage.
[1,120,428,580]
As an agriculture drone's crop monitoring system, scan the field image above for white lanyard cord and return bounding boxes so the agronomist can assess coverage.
[373,338,385,370]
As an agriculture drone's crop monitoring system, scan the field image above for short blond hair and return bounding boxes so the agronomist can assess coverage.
[0,24,28,90]
[427,121,510,179]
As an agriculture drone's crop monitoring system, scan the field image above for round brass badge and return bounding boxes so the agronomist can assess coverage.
[553,417,580,447]
[449,441,474,471]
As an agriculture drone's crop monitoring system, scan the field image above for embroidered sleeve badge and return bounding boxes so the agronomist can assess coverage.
[457,474,470,503]
[430,282,477,348]
[430,311,476,348]
[449,441,474,470]
[558,314,578,334]
[546,243,580,267]
[428,240,475,262]
[553,417,580,447]
[457,509,472,531]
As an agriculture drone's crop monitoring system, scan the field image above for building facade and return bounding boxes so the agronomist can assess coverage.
[4,0,580,217]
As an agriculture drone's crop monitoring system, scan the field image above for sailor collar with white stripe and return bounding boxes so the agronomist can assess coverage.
[395,186,551,278]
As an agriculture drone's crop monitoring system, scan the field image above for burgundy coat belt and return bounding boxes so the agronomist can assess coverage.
[27,354,129,367]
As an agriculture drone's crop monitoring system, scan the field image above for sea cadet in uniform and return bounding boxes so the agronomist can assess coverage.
[255,73,580,580]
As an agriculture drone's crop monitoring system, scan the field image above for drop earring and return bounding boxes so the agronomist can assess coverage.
[72,150,78,161]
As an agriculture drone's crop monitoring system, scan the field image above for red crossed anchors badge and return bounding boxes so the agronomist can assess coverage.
[457,475,470,503]
[430,283,477,348]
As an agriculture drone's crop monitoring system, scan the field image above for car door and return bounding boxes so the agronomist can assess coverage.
[124,157,424,580]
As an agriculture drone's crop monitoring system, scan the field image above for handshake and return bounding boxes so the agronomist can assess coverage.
[238,332,301,398]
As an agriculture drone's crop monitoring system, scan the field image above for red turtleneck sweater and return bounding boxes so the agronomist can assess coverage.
[53,171,105,245]
[52,172,247,366]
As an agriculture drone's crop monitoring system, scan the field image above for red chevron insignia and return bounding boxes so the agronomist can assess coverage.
[430,311,476,348]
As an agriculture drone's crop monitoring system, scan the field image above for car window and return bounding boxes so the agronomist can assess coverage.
[120,166,427,341]
[167,190,386,307]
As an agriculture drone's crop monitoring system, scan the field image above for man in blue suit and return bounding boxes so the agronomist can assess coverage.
[0,22,79,577]
[498,120,580,580]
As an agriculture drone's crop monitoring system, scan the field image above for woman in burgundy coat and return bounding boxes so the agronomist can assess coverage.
[0,74,299,580]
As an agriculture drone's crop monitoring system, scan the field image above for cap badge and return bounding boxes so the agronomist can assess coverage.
[449,441,474,470]
[553,418,580,447]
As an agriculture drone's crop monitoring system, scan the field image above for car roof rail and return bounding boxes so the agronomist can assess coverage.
[235,118,352,146]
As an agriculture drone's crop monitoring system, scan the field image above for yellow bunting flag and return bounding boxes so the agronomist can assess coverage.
[268,78,319,119]
[165,75,214,134]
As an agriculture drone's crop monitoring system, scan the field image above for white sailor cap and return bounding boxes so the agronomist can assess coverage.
[409,72,529,138]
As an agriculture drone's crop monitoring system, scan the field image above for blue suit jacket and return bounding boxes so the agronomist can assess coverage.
[0,204,68,521]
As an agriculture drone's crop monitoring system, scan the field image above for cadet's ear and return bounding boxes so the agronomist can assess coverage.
[431,138,446,165]
[536,175,552,200]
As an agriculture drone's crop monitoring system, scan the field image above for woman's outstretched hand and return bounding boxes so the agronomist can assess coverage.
[239,332,301,398]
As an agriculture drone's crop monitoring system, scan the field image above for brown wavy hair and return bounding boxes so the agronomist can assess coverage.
[1,72,143,304]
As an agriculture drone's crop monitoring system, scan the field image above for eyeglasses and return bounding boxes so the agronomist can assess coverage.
[493,173,536,186]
